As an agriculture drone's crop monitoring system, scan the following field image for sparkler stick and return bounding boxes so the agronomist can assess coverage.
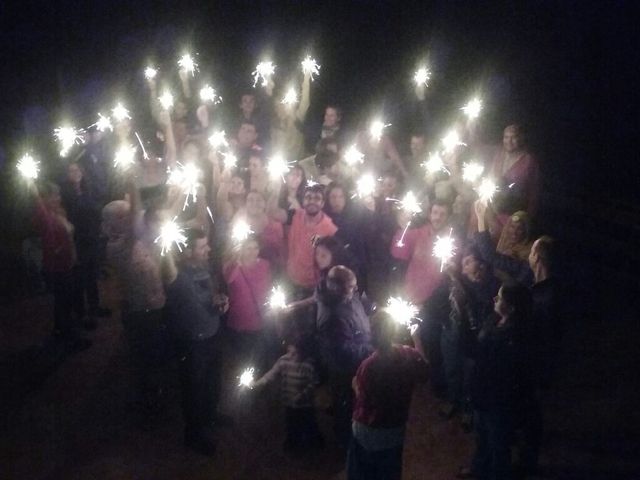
[208,130,229,149]
[155,217,187,256]
[16,154,40,180]
[432,229,456,272]
[144,66,157,80]
[462,162,484,183]
[477,178,498,203]
[252,61,276,88]
[200,85,222,104]
[343,145,364,166]
[413,67,431,87]
[206,206,215,225]
[461,97,482,119]
[238,367,255,388]
[230,219,253,243]
[134,132,149,160]
[301,56,321,80]
[268,285,287,310]
[281,87,298,105]
[54,126,85,157]
[385,297,420,328]
[266,154,290,180]
[178,54,198,76]
[113,145,137,170]
[396,221,411,248]
[111,102,131,122]
[158,91,174,111]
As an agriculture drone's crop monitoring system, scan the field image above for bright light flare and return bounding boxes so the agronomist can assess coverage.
[144,66,157,80]
[252,61,276,88]
[178,54,198,76]
[281,87,298,105]
[113,145,137,170]
[398,191,422,215]
[441,129,466,154]
[154,217,187,256]
[301,56,321,80]
[413,67,431,87]
[385,297,419,328]
[221,152,238,170]
[268,285,287,310]
[231,219,254,243]
[167,162,201,210]
[238,367,255,388]
[54,126,84,157]
[477,178,498,203]
[158,91,174,110]
[356,174,376,198]
[343,145,364,166]
[432,232,456,272]
[423,152,449,175]
[17,154,40,180]
[462,162,484,183]
[369,119,390,141]
[200,85,222,104]
[94,113,113,132]
[461,97,482,120]
[266,154,290,180]
[111,102,131,123]
[208,130,229,149]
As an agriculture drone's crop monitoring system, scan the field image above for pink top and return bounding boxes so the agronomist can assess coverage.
[391,224,443,305]
[223,258,272,332]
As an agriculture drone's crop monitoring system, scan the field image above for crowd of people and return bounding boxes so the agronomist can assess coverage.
[24,58,561,480]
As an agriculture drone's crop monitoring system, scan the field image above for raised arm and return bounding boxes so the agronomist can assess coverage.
[295,72,311,122]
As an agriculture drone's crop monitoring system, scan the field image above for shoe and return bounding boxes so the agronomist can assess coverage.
[212,412,235,428]
[185,428,216,456]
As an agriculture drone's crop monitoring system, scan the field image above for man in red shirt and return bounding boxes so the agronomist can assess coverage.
[347,311,427,480]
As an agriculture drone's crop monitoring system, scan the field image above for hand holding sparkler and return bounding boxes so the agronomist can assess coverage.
[343,145,364,167]
[413,66,431,101]
[54,126,85,157]
[16,154,40,181]
[238,367,255,388]
[158,91,174,111]
[178,53,198,77]
[252,61,276,88]
[477,178,498,203]
[144,66,158,81]
[266,154,290,181]
[268,285,287,311]
[112,102,131,123]
[432,230,456,272]
[461,97,482,120]
[301,56,321,80]
[200,85,222,104]
[384,297,420,329]
[230,219,253,244]
[154,217,187,256]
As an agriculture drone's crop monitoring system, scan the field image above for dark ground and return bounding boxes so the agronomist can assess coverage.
[1,254,639,480]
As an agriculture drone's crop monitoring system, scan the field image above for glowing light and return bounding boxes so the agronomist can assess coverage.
[477,178,498,203]
[113,145,137,170]
[385,297,419,328]
[231,219,253,243]
[266,154,290,180]
[281,87,298,105]
[301,56,321,80]
[423,152,449,175]
[252,61,276,88]
[268,285,287,310]
[414,67,431,87]
[158,91,174,110]
[344,145,364,166]
[154,217,187,256]
[238,367,255,388]
[17,154,39,180]
[208,130,229,149]
[111,102,131,123]
[200,84,222,104]
[461,97,482,120]
[441,129,466,154]
[94,113,113,132]
[369,119,390,141]
[396,221,411,248]
[144,66,157,80]
[221,152,238,170]
[462,162,484,183]
[398,191,422,215]
[356,173,376,198]
[167,162,201,210]
[432,231,456,272]
[178,54,198,76]
[134,132,149,160]
[54,126,84,157]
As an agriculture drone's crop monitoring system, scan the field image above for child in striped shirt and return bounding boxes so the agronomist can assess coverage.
[253,335,324,451]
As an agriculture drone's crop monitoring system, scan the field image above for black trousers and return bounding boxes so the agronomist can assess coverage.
[72,259,100,317]
[47,270,76,335]
[177,334,223,434]
[284,407,322,447]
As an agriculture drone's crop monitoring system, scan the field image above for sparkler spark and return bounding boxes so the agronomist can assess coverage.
[17,154,40,180]
[158,91,174,110]
[167,162,201,210]
[178,54,198,76]
[385,297,419,328]
[441,129,466,154]
[462,162,484,183]
[369,120,390,141]
[221,152,238,170]
[252,61,276,88]
[266,154,290,180]
[154,217,187,256]
[208,130,229,149]
[268,285,287,310]
[53,126,84,157]
[94,113,113,132]
[477,178,498,203]
[432,231,456,272]
[423,152,449,175]
[343,145,364,166]
[238,367,255,388]
[144,66,157,80]
[113,145,137,170]
[398,191,422,215]
[461,97,482,119]
[355,173,377,198]
[413,67,431,87]
[199,85,222,104]
[301,56,321,80]
[281,87,298,105]
[111,102,131,122]
[231,219,254,243]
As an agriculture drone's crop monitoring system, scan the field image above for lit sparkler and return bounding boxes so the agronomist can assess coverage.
[462,162,484,183]
[266,154,290,180]
[413,67,431,87]
[343,145,364,166]
[423,152,449,175]
[167,162,201,209]
[385,297,420,328]
[268,285,287,310]
[398,191,422,215]
[208,130,229,149]
[231,219,253,243]
[94,113,113,132]
[221,152,238,170]
[461,97,482,119]
[369,119,389,142]
[477,178,498,203]
[144,66,157,80]
[178,53,198,76]
[238,367,255,388]
[113,145,137,170]
[200,85,222,104]
[16,153,40,180]
[281,87,298,105]
[301,56,321,80]
[111,102,131,123]
[154,217,187,256]
[432,230,456,272]
[158,91,174,110]
[441,129,466,154]
[53,126,84,157]
[252,61,276,88]
[355,173,376,198]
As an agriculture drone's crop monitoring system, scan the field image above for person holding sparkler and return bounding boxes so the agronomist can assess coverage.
[355,119,408,178]
[347,310,427,480]
[235,91,270,149]
[273,164,307,212]
[215,165,248,223]
[298,137,339,184]
[232,119,261,167]
[162,228,232,456]
[310,104,345,149]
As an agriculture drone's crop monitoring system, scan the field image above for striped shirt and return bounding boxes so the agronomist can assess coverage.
[254,351,318,408]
